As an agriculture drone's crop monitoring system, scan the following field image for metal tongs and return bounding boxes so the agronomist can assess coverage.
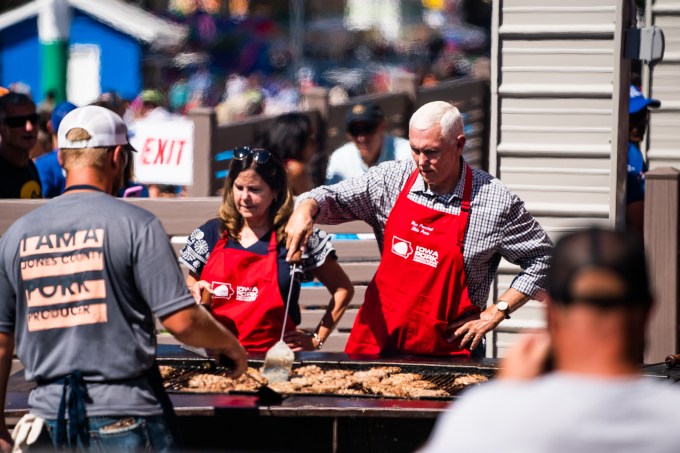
[262,259,303,383]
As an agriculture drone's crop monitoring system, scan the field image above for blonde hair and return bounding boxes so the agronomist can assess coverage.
[409,101,464,144]
[59,128,110,171]
[218,151,293,244]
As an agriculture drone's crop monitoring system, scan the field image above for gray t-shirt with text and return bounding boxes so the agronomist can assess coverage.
[0,192,195,419]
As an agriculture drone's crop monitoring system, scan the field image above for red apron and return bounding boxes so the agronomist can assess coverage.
[200,231,295,352]
[345,166,479,357]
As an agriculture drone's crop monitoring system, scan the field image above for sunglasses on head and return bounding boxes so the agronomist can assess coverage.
[3,113,39,128]
[348,122,378,137]
[232,147,272,165]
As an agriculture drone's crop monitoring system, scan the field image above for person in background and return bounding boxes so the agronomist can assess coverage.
[325,101,411,185]
[37,89,56,117]
[29,108,52,161]
[148,184,181,198]
[0,105,247,452]
[179,147,354,353]
[138,89,172,121]
[0,92,41,198]
[95,91,127,119]
[34,101,77,198]
[420,227,680,453]
[256,113,316,195]
[287,101,552,357]
[626,84,660,240]
[116,154,150,199]
[169,76,191,114]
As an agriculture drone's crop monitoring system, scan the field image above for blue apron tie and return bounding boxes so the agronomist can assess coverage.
[54,371,92,449]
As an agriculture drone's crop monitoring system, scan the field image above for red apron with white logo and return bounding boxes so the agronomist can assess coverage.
[345,166,478,356]
[200,231,295,352]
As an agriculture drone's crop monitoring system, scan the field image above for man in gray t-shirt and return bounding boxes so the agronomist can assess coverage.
[0,105,247,451]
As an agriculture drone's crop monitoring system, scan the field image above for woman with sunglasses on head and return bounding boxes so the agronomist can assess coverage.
[179,147,354,352]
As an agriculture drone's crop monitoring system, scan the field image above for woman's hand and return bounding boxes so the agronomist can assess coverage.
[284,329,317,352]
[189,280,212,303]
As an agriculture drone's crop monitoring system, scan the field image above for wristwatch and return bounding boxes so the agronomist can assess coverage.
[495,301,511,319]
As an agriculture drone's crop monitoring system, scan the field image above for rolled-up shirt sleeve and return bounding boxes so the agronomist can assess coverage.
[297,175,376,225]
[500,194,553,299]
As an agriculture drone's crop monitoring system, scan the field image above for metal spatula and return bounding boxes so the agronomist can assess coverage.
[262,261,301,383]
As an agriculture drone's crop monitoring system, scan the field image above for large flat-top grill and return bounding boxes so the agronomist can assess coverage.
[159,358,493,400]
[6,346,680,453]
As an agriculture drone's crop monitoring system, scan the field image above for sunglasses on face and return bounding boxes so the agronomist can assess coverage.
[232,147,272,165]
[3,113,39,128]
[348,122,378,137]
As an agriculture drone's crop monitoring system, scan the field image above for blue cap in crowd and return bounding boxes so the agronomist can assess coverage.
[629,85,660,114]
[51,101,78,133]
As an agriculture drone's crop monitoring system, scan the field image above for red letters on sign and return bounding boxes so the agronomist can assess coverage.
[140,138,188,166]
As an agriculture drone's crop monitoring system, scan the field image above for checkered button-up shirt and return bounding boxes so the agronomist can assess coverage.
[297,158,553,309]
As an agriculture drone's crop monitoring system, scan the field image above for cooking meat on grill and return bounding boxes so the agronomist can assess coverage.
[453,373,488,386]
[362,366,402,378]
[166,362,488,399]
[380,373,423,385]
[184,367,263,393]
[159,365,175,379]
[407,388,449,398]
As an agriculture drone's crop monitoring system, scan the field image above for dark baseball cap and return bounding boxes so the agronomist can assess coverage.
[547,228,652,308]
[345,102,384,130]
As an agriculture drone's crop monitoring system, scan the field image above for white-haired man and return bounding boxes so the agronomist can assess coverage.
[286,101,552,357]
[0,105,247,451]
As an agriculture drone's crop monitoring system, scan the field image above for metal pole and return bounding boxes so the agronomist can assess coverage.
[290,0,304,81]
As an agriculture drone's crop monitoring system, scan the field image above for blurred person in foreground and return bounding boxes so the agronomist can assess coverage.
[0,92,41,198]
[34,101,77,198]
[287,101,552,357]
[257,112,317,195]
[325,101,411,185]
[179,147,353,353]
[0,105,247,452]
[420,227,680,453]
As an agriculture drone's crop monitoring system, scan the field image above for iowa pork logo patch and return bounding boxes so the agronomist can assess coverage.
[211,282,234,300]
[391,236,413,259]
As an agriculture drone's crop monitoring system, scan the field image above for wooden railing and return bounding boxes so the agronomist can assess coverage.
[187,76,490,196]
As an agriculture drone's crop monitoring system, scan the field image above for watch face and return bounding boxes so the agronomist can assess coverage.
[496,301,509,311]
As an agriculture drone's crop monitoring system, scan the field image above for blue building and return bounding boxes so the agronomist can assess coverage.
[0,0,186,104]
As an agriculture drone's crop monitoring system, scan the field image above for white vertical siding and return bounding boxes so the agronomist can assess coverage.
[488,0,631,357]
[646,0,680,169]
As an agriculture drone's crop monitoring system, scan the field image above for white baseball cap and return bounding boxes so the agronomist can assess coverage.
[58,105,135,151]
